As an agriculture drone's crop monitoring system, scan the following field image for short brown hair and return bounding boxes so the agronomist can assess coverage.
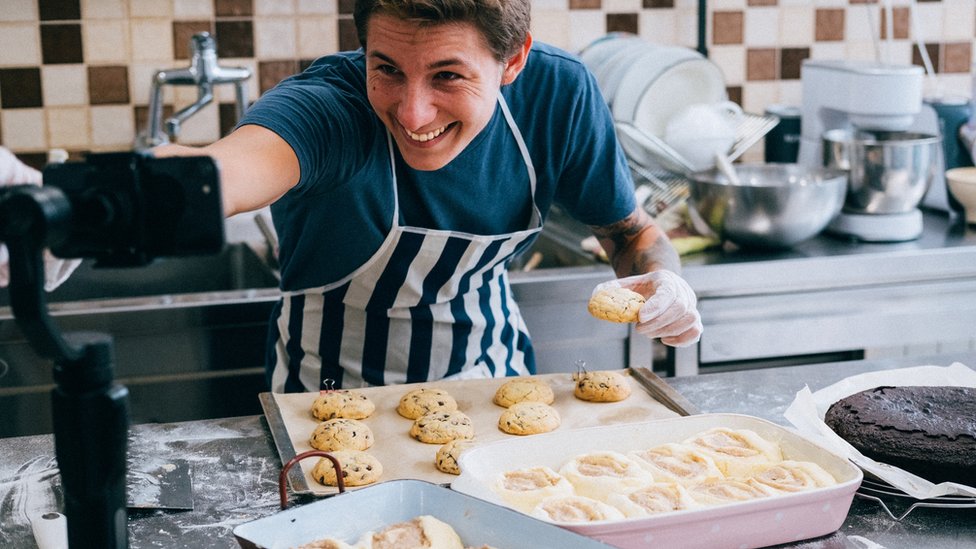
[354,0,530,62]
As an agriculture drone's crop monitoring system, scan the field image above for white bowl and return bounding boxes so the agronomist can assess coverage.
[946,166,976,224]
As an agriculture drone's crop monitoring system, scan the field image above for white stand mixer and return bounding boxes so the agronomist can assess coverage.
[798,59,930,242]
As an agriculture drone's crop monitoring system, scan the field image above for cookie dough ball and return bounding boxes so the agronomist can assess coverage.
[498,401,561,435]
[311,390,376,420]
[492,377,555,408]
[308,418,374,452]
[409,410,475,444]
[573,370,631,402]
[310,450,383,487]
[588,287,645,323]
[397,387,459,420]
[435,439,475,475]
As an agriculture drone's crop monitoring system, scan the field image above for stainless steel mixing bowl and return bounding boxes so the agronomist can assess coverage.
[822,129,941,214]
[688,163,847,249]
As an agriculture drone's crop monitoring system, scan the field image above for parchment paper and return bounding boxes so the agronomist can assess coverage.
[783,362,976,499]
[271,370,680,495]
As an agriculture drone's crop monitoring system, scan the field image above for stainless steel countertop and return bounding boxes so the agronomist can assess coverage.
[2,354,974,548]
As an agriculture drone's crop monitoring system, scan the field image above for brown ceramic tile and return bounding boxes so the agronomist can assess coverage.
[338,0,356,14]
[726,86,742,107]
[41,24,84,64]
[299,59,317,72]
[913,43,940,73]
[642,0,673,8]
[746,48,777,81]
[780,47,809,80]
[39,0,81,21]
[258,60,299,94]
[134,104,175,136]
[879,7,909,40]
[943,42,972,73]
[219,102,240,137]
[848,0,874,4]
[174,22,215,60]
[339,17,360,51]
[748,0,777,6]
[606,14,638,34]
[215,0,253,17]
[571,0,601,8]
[88,66,130,105]
[0,68,43,109]
[215,20,254,58]
[815,9,844,41]
[713,12,743,45]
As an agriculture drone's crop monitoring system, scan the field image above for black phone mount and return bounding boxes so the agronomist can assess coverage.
[0,151,223,548]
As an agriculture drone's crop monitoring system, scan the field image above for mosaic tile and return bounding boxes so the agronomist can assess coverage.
[41,65,88,106]
[942,42,972,74]
[88,65,130,104]
[216,20,255,58]
[39,0,81,21]
[746,47,776,80]
[713,11,743,45]
[216,0,254,17]
[814,9,843,41]
[258,60,299,94]
[779,47,808,80]
[0,68,43,109]
[607,13,638,34]
[338,17,359,51]
[41,23,84,64]
[173,21,215,60]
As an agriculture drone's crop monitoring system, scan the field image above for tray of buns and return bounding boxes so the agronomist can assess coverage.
[451,413,863,549]
[260,368,686,497]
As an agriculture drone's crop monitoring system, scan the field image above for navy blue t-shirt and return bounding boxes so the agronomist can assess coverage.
[240,42,636,291]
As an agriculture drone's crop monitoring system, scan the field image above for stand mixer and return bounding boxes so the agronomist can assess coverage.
[798,59,938,242]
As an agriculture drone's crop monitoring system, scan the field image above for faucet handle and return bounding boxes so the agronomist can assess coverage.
[191,32,216,54]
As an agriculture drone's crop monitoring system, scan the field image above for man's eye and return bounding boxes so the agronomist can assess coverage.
[435,71,460,81]
[377,64,400,76]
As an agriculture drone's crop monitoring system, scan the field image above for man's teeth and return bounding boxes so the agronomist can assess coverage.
[406,125,447,142]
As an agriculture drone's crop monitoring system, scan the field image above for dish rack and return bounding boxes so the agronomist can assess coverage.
[855,477,976,521]
[618,111,780,216]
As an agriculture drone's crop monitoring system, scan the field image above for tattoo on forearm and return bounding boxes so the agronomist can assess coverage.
[591,209,681,276]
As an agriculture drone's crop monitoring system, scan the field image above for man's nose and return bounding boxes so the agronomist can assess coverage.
[397,82,437,131]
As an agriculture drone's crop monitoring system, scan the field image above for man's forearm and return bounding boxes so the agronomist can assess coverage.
[590,206,682,278]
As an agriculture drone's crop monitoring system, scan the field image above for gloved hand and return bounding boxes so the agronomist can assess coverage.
[592,270,702,347]
[0,147,81,291]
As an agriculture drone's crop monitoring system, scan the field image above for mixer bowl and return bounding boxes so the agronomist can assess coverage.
[822,129,941,214]
[688,163,847,249]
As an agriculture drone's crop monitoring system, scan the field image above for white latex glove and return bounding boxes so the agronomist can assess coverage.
[0,147,81,291]
[592,270,702,347]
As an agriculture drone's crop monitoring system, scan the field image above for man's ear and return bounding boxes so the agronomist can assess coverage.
[501,33,533,85]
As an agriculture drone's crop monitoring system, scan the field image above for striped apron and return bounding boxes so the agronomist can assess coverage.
[268,93,541,391]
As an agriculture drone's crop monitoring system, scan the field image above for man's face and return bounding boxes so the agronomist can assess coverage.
[365,15,511,171]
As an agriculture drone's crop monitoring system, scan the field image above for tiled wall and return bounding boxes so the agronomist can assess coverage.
[1,0,974,167]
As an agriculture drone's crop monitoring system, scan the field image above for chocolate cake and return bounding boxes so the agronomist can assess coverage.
[824,385,976,486]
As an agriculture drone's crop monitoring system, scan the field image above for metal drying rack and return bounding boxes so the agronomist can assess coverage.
[855,477,976,521]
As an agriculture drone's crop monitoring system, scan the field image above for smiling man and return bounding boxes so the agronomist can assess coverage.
[155,0,702,392]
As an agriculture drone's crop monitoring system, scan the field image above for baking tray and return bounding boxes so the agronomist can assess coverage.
[260,368,688,497]
[452,413,863,549]
[233,479,614,548]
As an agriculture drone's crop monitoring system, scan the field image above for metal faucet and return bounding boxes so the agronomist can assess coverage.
[136,32,251,148]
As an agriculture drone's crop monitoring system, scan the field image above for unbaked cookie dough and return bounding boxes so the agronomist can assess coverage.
[397,387,459,420]
[573,369,632,402]
[498,401,561,435]
[311,390,376,420]
[492,377,555,408]
[409,410,475,444]
[587,287,645,323]
[435,439,475,475]
[310,449,383,487]
[308,418,374,452]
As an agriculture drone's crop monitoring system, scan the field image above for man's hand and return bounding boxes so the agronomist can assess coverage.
[592,270,702,347]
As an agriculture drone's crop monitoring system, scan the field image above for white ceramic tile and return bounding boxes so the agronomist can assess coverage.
[709,0,746,10]
[531,0,569,11]
[674,0,698,8]
[130,19,174,62]
[173,0,213,19]
[0,24,40,66]
[940,0,975,42]
[298,0,337,15]
[1,109,47,151]
[603,0,639,13]
[708,46,745,86]
[1,0,37,22]
[213,59,259,103]
[255,18,298,59]
[740,81,779,117]
[128,62,161,105]
[931,74,972,101]
[171,100,220,145]
[84,19,130,64]
[533,10,573,53]
[129,0,172,18]
[83,0,127,19]
[298,16,339,59]
[808,42,846,62]
[674,7,700,48]
[90,105,135,150]
[257,0,296,16]
[638,11,679,47]
[743,7,779,48]
[41,65,89,106]
[777,6,813,48]
[776,80,802,109]
[47,107,91,149]
[566,12,605,55]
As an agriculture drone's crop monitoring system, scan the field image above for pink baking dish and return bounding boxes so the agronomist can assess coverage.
[452,413,863,549]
